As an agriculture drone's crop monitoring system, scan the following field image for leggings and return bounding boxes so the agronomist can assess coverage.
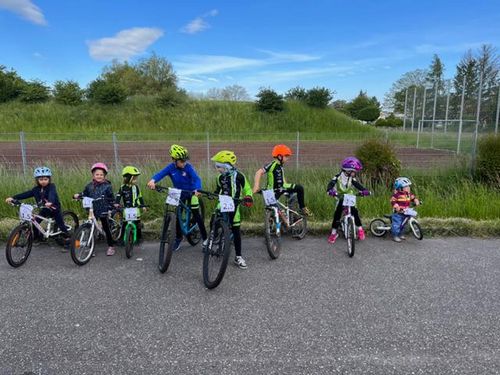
[99,216,115,246]
[277,184,305,209]
[331,199,362,230]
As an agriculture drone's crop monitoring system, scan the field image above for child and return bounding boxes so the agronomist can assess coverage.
[390,177,420,242]
[211,150,253,269]
[115,166,146,242]
[5,166,70,247]
[147,144,208,251]
[252,144,312,216]
[326,157,370,244]
[73,163,116,255]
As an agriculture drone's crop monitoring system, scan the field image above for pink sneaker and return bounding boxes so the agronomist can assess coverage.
[106,246,115,256]
[358,227,365,241]
[327,232,338,244]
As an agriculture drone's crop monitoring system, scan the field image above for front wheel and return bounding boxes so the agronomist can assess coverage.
[264,209,281,260]
[346,219,355,257]
[158,212,176,273]
[203,218,231,289]
[6,223,33,268]
[409,219,423,240]
[186,199,205,246]
[369,218,387,237]
[124,224,135,259]
[70,223,95,266]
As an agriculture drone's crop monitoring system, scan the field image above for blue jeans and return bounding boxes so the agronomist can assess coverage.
[391,213,405,237]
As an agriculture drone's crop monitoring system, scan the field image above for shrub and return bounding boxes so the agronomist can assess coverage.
[374,118,388,127]
[305,87,333,109]
[255,88,284,113]
[86,79,127,104]
[0,66,25,103]
[355,139,401,186]
[53,80,84,105]
[285,86,307,102]
[357,105,380,122]
[19,80,50,103]
[476,135,500,186]
[374,114,403,127]
[156,87,188,107]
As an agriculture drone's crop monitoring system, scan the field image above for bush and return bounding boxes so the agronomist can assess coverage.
[285,86,307,102]
[374,114,403,127]
[53,80,84,105]
[86,79,127,104]
[156,87,188,107]
[476,135,500,186]
[19,80,50,103]
[357,105,380,122]
[355,139,401,186]
[306,87,333,109]
[255,88,284,113]
[0,66,25,103]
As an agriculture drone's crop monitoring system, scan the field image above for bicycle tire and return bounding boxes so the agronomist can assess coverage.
[124,224,135,259]
[288,196,307,239]
[55,211,80,246]
[203,217,231,289]
[347,219,355,257]
[264,209,281,260]
[158,212,176,273]
[6,223,33,268]
[186,199,205,246]
[369,218,387,237]
[70,223,95,266]
[109,211,123,242]
[410,220,423,240]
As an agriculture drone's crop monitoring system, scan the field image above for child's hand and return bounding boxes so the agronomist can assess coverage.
[242,196,253,207]
[5,197,13,204]
[113,203,121,208]
[327,189,337,197]
[147,180,156,190]
[194,190,201,197]
[360,190,371,196]
[45,202,53,208]
[142,207,148,212]
[414,199,420,206]
[73,193,81,200]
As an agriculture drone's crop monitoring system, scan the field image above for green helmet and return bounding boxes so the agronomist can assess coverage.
[170,144,189,160]
[211,150,237,165]
[122,165,141,176]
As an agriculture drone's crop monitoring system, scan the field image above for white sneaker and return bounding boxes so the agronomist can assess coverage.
[202,239,208,247]
[234,256,247,269]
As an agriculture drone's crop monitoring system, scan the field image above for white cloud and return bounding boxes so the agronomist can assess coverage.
[33,52,43,58]
[181,9,218,34]
[258,50,321,63]
[207,77,219,82]
[87,27,164,61]
[176,55,263,75]
[0,0,46,25]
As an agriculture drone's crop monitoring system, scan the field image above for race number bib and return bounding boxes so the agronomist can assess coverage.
[219,195,235,213]
[124,208,138,221]
[404,208,418,217]
[166,188,181,206]
[82,197,94,209]
[19,204,33,221]
[343,194,357,207]
[262,189,277,206]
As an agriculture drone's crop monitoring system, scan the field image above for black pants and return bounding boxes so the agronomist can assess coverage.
[331,199,362,230]
[99,216,115,246]
[34,208,69,239]
[277,184,305,209]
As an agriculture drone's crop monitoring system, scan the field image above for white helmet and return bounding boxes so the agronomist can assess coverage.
[34,166,52,178]
[394,177,411,189]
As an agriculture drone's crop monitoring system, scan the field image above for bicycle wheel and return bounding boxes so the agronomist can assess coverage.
[369,218,387,237]
[203,217,231,289]
[186,199,205,246]
[70,223,95,266]
[409,220,423,240]
[288,196,307,239]
[158,212,176,273]
[124,224,135,259]
[346,219,355,257]
[55,211,80,246]
[109,211,123,242]
[264,209,281,260]
[6,223,33,268]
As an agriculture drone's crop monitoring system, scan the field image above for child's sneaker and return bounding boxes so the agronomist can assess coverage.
[392,236,402,243]
[106,246,115,256]
[234,256,247,269]
[399,235,406,240]
[173,237,182,252]
[327,232,338,244]
[358,227,365,241]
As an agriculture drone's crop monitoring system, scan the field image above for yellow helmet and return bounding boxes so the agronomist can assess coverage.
[169,144,189,160]
[211,150,237,165]
[122,165,140,176]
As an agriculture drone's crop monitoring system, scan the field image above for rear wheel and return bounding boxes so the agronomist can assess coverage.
[6,223,33,268]
[264,209,281,260]
[70,223,95,266]
[288,196,307,239]
[55,211,79,246]
[109,210,123,242]
[158,212,176,273]
[346,219,355,257]
[203,217,231,289]
[124,224,135,259]
[369,218,387,237]
[187,199,205,246]
[409,220,423,240]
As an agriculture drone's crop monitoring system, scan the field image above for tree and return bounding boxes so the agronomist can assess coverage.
[19,80,50,103]
[86,79,127,104]
[53,80,84,105]
[135,52,177,94]
[384,69,428,112]
[305,87,333,108]
[331,99,348,113]
[102,60,144,96]
[285,86,307,101]
[426,54,445,94]
[357,106,380,122]
[0,66,25,102]
[345,90,380,121]
[453,50,479,115]
[255,88,284,113]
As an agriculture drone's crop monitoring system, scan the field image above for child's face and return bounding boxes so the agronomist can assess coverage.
[343,170,356,177]
[282,155,290,164]
[36,177,50,187]
[174,159,187,168]
[403,186,411,193]
[93,169,106,182]
[129,176,137,184]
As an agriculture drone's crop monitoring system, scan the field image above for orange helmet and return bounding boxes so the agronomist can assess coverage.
[272,144,293,158]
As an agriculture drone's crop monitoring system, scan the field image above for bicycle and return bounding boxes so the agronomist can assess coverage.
[369,206,423,240]
[258,188,307,260]
[336,192,369,258]
[69,195,123,266]
[154,186,205,273]
[5,200,79,268]
[116,204,149,259]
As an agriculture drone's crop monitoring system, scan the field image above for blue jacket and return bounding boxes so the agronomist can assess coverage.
[151,163,202,198]
[81,180,114,217]
[13,183,62,210]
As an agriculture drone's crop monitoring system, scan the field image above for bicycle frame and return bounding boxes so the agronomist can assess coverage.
[340,206,357,240]
[18,205,66,239]
[268,194,304,229]
[176,199,199,236]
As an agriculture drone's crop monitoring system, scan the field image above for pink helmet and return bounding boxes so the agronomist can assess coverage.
[91,162,109,174]
[341,157,362,172]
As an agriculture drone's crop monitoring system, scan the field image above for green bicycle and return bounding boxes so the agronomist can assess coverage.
[118,205,148,259]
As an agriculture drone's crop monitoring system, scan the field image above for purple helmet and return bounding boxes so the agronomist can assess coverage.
[341,157,362,172]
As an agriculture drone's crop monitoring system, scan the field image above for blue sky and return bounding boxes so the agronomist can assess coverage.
[1,0,499,101]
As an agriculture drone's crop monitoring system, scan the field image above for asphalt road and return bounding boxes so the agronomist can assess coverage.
[1,236,499,375]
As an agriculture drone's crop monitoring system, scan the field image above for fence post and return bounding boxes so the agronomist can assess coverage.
[296,131,300,171]
[457,75,466,154]
[206,131,210,178]
[411,86,417,132]
[431,85,438,148]
[417,87,427,149]
[403,89,408,131]
[471,69,484,172]
[444,92,450,134]
[19,131,27,175]
[495,86,500,135]
[112,132,120,169]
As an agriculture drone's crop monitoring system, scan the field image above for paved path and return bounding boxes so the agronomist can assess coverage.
[1,236,499,374]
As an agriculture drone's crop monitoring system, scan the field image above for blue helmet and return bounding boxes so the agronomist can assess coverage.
[34,166,52,178]
[394,177,411,190]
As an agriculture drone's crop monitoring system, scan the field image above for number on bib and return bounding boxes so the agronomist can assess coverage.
[343,194,357,207]
[219,195,235,213]
[262,189,277,206]
[124,208,138,221]
[82,197,94,209]
[166,188,182,206]
[403,208,418,217]
[19,204,33,221]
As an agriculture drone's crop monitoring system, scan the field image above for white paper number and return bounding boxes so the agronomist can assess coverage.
[166,188,181,206]
[343,194,357,207]
[124,208,138,221]
[219,195,235,213]
[19,204,33,221]
[262,189,277,206]
[404,208,418,217]
[82,197,94,209]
